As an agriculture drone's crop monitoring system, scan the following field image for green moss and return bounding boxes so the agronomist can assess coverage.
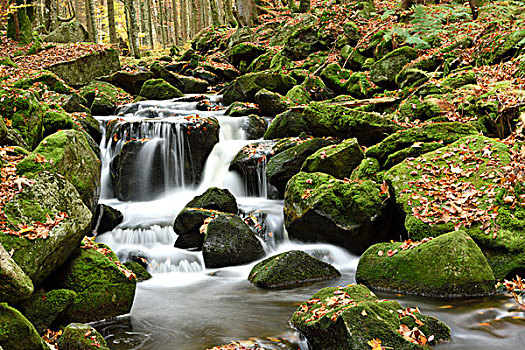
[286,85,311,105]
[0,57,17,68]
[20,289,76,334]
[442,70,477,89]
[248,250,340,288]
[356,231,496,297]
[320,63,351,94]
[370,46,419,90]
[139,78,183,100]
[124,261,152,282]
[0,303,46,350]
[57,323,110,350]
[350,157,382,182]
[223,71,297,105]
[345,72,372,99]
[186,187,238,213]
[13,71,72,94]
[42,108,79,137]
[264,110,310,140]
[246,51,273,73]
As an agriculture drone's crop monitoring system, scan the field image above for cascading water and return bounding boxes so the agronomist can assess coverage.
[94,96,524,350]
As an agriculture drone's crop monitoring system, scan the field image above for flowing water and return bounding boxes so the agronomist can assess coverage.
[94,96,525,350]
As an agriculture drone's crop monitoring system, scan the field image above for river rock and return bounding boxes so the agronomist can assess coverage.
[302,102,403,146]
[255,89,294,117]
[0,172,92,285]
[17,129,101,212]
[0,303,46,350]
[290,284,450,350]
[225,101,259,117]
[124,261,152,282]
[139,78,183,100]
[101,70,154,95]
[365,122,478,168]
[356,231,496,298]
[43,20,88,43]
[57,323,110,350]
[370,46,419,90]
[320,63,351,95]
[248,250,340,288]
[243,115,268,140]
[149,62,184,91]
[223,71,297,105]
[0,243,34,305]
[203,214,266,268]
[283,24,324,60]
[47,48,121,87]
[266,137,337,195]
[263,110,309,139]
[301,138,364,179]
[175,74,210,93]
[79,80,130,116]
[384,135,525,279]
[41,108,79,138]
[51,241,136,323]
[284,172,393,254]
[173,208,219,250]
[93,204,123,235]
[0,88,44,149]
[186,187,238,213]
[19,289,76,334]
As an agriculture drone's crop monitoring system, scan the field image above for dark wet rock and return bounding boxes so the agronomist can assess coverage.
[173,74,210,93]
[57,323,110,350]
[370,46,419,90]
[192,68,220,85]
[255,89,294,117]
[356,231,496,298]
[0,303,46,350]
[263,110,310,140]
[243,114,268,140]
[230,42,267,69]
[186,187,238,213]
[79,80,131,116]
[173,208,217,250]
[225,101,259,117]
[101,70,154,95]
[202,214,266,268]
[93,204,123,235]
[248,250,340,289]
[284,172,393,254]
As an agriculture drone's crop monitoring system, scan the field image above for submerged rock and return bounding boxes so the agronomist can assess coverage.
[202,214,265,268]
[290,284,450,349]
[356,231,496,298]
[0,303,46,350]
[0,243,34,305]
[284,172,393,254]
[248,250,340,288]
[57,323,110,350]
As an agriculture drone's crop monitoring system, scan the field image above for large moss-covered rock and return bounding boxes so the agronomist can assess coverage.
[283,24,324,60]
[356,231,496,298]
[0,243,34,305]
[149,62,184,91]
[101,70,154,95]
[173,208,219,250]
[19,289,76,334]
[263,110,310,139]
[225,101,259,117]
[41,108,79,138]
[284,172,393,253]
[397,96,443,122]
[370,46,418,90]
[286,85,311,105]
[301,138,364,179]
[57,323,110,350]
[248,250,340,288]
[47,49,120,87]
[384,135,525,279]
[52,241,136,323]
[0,303,46,350]
[0,172,92,285]
[79,81,131,116]
[175,74,210,93]
[320,63,351,95]
[255,89,293,116]
[43,20,89,43]
[186,187,238,213]
[230,42,266,69]
[223,71,297,105]
[365,122,478,168]
[202,214,266,268]
[302,102,403,146]
[243,114,268,139]
[139,78,183,100]
[266,138,336,195]
[0,88,44,149]
[17,130,101,212]
[124,261,152,282]
[13,71,73,94]
[290,285,450,350]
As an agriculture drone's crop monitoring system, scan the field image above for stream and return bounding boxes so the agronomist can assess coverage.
[93,96,525,350]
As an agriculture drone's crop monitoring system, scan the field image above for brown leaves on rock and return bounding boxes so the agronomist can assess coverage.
[81,237,137,281]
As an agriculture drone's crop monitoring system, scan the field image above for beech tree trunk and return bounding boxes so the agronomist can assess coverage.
[146,0,154,47]
[107,0,117,43]
[7,0,34,43]
[85,0,97,42]
[224,0,237,27]
[171,0,179,44]
[180,0,187,41]
[298,0,309,12]
[210,0,220,26]
[125,0,140,58]
[235,0,255,27]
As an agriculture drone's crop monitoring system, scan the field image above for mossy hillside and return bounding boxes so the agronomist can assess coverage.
[139,78,183,100]
[16,129,101,211]
[302,102,403,146]
[12,71,73,94]
[248,250,340,288]
[19,289,76,334]
[290,285,450,350]
[1,172,92,285]
[385,135,525,279]
[284,172,393,253]
[365,122,479,167]
[0,88,44,149]
[57,323,110,350]
[54,244,136,323]
[356,231,496,297]
[0,303,46,350]
[301,138,364,179]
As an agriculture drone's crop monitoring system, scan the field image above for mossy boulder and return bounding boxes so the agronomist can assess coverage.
[230,42,266,69]
[243,114,268,139]
[350,157,382,182]
[356,231,496,298]
[283,24,324,60]
[173,208,219,250]
[248,250,340,288]
[174,74,210,93]
[395,68,430,90]
[302,102,403,146]
[345,72,372,99]
[222,71,297,105]
[17,129,101,212]
[397,96,443,122]
[246,51,273,73]
[101,70,154,95]
[40,108,78,138]
[286,85,311,105]
[57,323,110,350]
[255,89,294,116]
[301,138,364,179]
[0,172,92,285]
[384,135,525,279]
[43,20,88,43]
[483,29,525,65]
[441,70,477,89]
[13,71,73,94]
[225,101,259,117]
[19,289,76,334]
[139,78,183,100]
[79,81,131,116]
[365,122,478,168]
[52,242,136,323]
[263,110,310,139]
[267,138,337,195]
[186,187,238,213]
[0,88,44,149]
[290,285,450,350]
[0,243,34,305]
[340,45,368,71]
[202,214,266,268]
[370,46,419,90]
[0,303,46,350]
[124,261,152,282]
[149,62,184,91]
[320,63,351,95]
[284,172,393,254]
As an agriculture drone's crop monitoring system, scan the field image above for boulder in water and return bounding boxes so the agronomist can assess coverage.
[93,204,123,235]
[203,214,265,268]
[0,243,34,305]
[263,110,310,140]
[248,250,340,288]
[79,80,131,116]
[225,101,259,117]
[186,187,238,213]
[57,323,110,350]
[139,78,183,100]
[0,303,47,350]
[356,231,496,298]
[243,115,268,140]
[124,261,152,282]
[173,208,218,250]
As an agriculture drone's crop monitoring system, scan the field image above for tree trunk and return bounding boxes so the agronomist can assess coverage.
[298,0,309,12]
[235,0,255,27]
[171,0,179,44]
[125,0,140,58]
[209,0,220,26]
[180,0,188,41]
[146,0,154,47]
[84,0,97,42]
[107,0,117,43]
[224,0,237,27]
[139,0,147,46]
[7,0,34,43]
